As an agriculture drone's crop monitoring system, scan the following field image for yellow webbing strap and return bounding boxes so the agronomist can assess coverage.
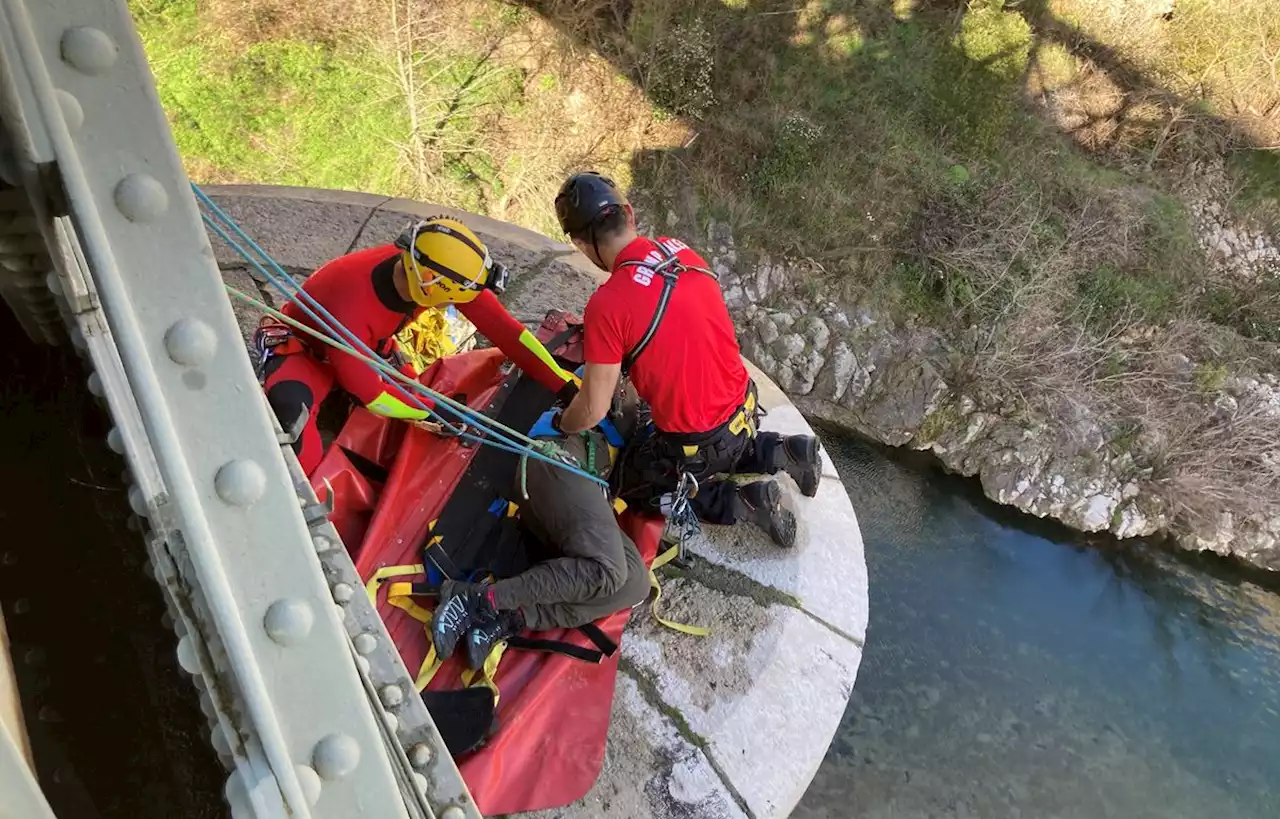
[415,642,443,692]
[460,641,508,704]
[364,563,426,604]
[385,582,434,624]
[648,545,710,637]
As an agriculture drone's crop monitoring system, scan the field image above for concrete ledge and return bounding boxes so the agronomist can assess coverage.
[206,185,868,819]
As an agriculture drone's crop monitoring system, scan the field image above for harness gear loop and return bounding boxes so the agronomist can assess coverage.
[617,241,719,377]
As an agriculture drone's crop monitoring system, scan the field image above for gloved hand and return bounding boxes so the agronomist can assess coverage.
[528,408,563,439]
[556,378,579,406]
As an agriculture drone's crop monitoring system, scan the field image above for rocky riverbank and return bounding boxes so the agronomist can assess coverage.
[698,219,1280,571]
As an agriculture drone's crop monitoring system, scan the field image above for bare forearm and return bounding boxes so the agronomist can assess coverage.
[560,393,606,434]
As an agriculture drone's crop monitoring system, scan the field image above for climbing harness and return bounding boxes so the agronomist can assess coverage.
[617,240,718,377]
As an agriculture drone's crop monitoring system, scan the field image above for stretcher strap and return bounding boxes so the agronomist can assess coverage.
[648,545,710,637]
[460,641,507,704]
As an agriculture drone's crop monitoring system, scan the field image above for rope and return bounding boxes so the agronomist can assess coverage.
[225,285,605,479]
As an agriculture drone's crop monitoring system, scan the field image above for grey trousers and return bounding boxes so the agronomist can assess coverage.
[488,432,650,630]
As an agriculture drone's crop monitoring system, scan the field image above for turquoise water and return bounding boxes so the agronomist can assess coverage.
[797,435,1280,819]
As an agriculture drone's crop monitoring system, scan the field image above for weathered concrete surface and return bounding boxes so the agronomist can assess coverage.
[205,185,867,819]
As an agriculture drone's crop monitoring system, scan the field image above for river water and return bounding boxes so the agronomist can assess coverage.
[796,433,1280,819]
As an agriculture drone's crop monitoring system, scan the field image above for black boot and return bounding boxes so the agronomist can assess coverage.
[465,609,525,670]
[777,435,821,498]
[432,580,496,661]
[734,480,797,548]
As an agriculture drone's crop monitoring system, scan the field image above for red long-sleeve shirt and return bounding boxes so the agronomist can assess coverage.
[283,244,570,408]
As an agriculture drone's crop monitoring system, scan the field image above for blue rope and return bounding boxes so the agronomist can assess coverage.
[195,185,606,486]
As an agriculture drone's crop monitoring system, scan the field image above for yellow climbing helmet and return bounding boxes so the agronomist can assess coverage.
[394,217,508,308]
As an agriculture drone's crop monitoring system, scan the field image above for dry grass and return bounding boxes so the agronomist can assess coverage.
[912,179,1280,528]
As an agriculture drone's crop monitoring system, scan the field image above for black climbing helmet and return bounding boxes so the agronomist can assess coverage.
[554,172,628,237]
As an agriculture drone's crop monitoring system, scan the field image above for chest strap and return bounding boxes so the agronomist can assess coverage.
[616,241,718,377]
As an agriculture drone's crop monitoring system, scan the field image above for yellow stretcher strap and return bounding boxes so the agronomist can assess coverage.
[364,563,426,604]
[648,545,710,637]
[415,643,442,692]
[460,641,508,705]
[386,582,434,624]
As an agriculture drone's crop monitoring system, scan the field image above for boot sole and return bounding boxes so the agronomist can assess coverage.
[758,481,797,549]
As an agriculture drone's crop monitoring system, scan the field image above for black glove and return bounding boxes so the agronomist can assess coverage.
[556,379,580,406]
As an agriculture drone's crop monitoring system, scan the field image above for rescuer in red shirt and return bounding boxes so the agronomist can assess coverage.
[548,172,821,547]
[257,216,577,474]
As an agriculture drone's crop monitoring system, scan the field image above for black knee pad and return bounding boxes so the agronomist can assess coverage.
[266,379,315,450]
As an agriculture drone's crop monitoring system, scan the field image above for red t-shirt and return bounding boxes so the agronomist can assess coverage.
[584,236,748,433]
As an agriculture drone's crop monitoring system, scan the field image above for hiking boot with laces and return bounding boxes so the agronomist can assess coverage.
[432,580,496,660]
[465,609,525,671]
[777,435,821,498]
[734,479,797,548]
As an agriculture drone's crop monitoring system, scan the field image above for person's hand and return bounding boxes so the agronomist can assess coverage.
[528,409,563,439]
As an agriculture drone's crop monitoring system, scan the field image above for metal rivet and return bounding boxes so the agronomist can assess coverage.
[128,486,148,517]
[198,690,216,719]
[312,734,361,780]
[331,582,354,604]
[163,317,216,366]
[313,535,334,553]
[295,765,322,807]
[56,89,84,132]
[114,173,168,222]
[107,427,125,454]
[408,743,433,769]
[382,710,399,732]
[87,371,104,397]
[379,684,404,708]
[334,603,347,622]
[12,599,30,614]
[264,598,313,646]
[176,635,200,673]
[45,272,62,296]
[215,460,266,506]
[440,807,466,819]
[355,655,370,674]
[211,726,231,757]
[353,633,377,655]
[224,772,252,819]
[61,27,117,74]
[413,773,429,794]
